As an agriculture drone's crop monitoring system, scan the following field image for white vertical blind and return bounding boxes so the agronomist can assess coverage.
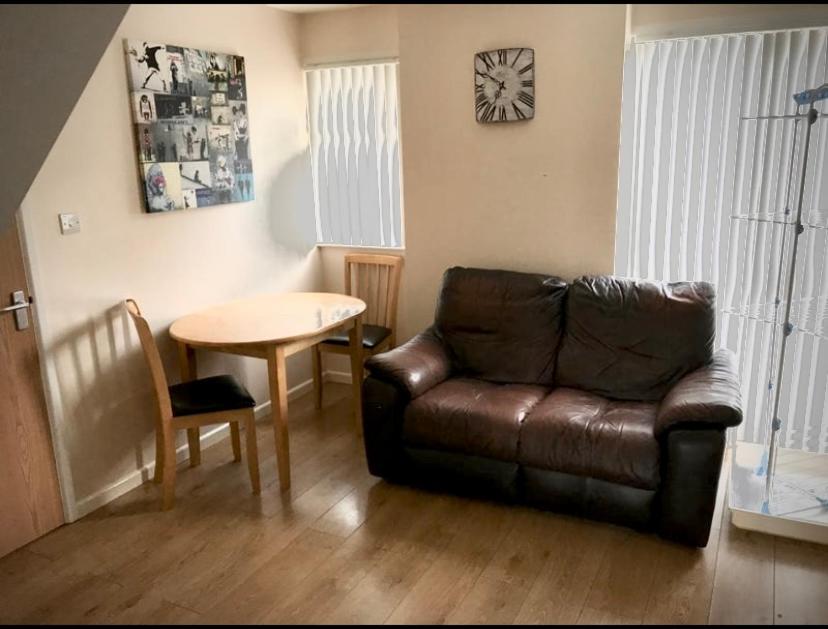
[616,28,828,453]
[305,62,403,248]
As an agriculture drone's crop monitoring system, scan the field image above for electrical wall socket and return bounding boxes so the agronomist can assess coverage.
[59,213,80,234]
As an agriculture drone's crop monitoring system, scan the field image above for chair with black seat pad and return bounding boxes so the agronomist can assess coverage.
[125,299,260,509]
[312,253,403,409]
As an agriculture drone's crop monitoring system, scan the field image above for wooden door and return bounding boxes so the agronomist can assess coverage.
[0,212,64,558]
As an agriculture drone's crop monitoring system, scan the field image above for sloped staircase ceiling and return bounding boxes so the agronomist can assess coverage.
[0,4,129,230]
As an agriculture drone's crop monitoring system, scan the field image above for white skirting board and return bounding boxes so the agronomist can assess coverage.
[325,369,354,384]
[72,370,354,521]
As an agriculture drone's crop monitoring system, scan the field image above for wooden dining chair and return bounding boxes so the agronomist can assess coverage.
[312,253,403,409]
[125,299,260,509]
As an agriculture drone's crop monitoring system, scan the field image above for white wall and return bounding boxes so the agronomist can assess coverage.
[20,4,320,519]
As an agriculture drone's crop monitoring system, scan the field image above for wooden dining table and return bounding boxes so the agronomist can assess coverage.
[169,292,367,491]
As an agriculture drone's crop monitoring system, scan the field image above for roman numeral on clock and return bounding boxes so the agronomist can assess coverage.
[480,51,495,70]
[497,49,506,65]
[521,79,534,88]
[519,62,534,75]
[512,103,527,120]
[517,90,534,108]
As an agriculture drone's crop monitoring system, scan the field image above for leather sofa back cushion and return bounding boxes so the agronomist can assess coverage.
[435,267,567,385]
[556,276,715,401]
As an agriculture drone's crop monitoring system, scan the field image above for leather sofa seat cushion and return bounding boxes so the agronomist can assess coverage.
[555,275,715,401]
[169,375,256,417]
[403,378,549,462]
[323,324,391,349]
[518,388,660,490]
[434,267,567,385]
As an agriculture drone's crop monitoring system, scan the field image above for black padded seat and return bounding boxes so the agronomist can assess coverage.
[169,375,256,418]
[322,324,391,349]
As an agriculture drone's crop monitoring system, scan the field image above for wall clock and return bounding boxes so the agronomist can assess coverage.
[474,47,534,123]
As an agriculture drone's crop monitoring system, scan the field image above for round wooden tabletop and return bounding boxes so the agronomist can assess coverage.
[169,292,367,347]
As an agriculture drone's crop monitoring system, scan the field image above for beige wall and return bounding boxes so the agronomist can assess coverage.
[300,4,399,65]
[631,4,828,40]
[303,4,626,343]
[20,3,319,518]
[397,4,626,338]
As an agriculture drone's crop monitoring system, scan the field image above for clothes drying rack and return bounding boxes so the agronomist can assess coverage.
[727,82,828,544]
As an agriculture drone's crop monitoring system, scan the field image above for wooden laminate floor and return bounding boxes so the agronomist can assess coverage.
[1,383,827,625]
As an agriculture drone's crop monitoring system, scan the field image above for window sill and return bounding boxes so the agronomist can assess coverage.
[315,243,406,252]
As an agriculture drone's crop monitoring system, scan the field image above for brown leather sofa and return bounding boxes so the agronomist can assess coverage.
[361,267,742,547]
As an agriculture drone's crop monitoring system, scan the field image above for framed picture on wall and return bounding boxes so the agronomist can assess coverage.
[124,40,254,213]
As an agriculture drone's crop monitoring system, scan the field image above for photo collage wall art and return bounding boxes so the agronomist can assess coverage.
[125,40,254,212]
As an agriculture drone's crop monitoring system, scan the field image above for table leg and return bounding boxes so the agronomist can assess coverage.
[349,315,364,435]
[176,342,201,467]
[267,345,291,491]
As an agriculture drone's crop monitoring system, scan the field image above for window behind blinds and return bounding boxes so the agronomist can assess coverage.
[305,62,403,248]
[615,28,828,453]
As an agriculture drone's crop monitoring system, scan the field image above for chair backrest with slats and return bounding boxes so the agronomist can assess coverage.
[344,254,403,332]
[125,299,173,422]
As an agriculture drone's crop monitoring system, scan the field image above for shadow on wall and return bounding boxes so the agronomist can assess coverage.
[49,297,311,506]
[48,304,157,501]
[47,303,213,503]
[267,148,317,256]
[47,294,313,506]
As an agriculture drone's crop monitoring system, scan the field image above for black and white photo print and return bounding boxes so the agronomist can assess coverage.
[126,41,171,92]
[125,39,254,213]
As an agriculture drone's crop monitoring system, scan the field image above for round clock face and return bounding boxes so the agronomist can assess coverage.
[474,47,535,123]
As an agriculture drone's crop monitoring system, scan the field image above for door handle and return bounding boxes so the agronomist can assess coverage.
[2,291,31,330]
[1,302,29,313]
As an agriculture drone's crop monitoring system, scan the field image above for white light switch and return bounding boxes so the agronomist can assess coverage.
[59,213,80,234]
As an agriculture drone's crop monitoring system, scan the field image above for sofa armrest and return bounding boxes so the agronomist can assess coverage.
[658,428,726,546]
[362,376,410,480]
[365,328,452,398]
[656,348,742,437]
